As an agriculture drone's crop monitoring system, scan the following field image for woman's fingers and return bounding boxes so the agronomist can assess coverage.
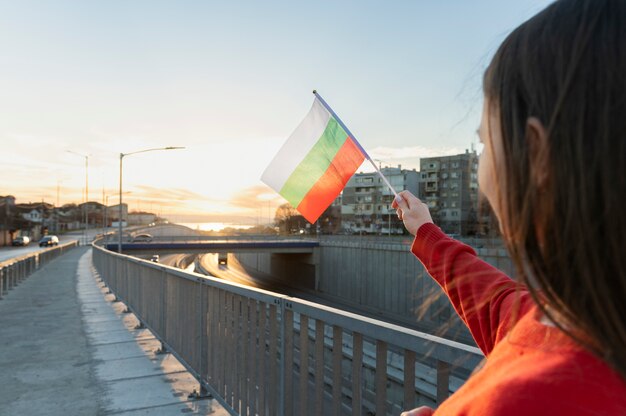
[391,190,433,236]
[400,406,435,416]
[392,191,411,210]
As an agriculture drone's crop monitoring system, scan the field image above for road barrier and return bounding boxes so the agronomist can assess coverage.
[92,243,483,416]
[0,241,79,299]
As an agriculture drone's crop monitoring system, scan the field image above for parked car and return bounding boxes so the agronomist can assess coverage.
[12,236,30,246]
[39,235,59,247]
[150,255,160,263]
[132,233,153,243]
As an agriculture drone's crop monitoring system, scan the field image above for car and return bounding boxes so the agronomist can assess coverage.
[150,255,160,263]
[39,235,59,247]
[12,236,30,246]
[132,233,153,243]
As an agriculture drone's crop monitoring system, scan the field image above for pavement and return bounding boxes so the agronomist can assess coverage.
[0,246,230,416]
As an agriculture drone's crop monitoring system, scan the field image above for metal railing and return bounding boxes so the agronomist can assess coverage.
[92,244,483,416]
[0,241,79,299]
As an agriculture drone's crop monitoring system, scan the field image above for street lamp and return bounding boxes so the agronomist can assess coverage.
[118,147,185,253]
[67,150,89,244]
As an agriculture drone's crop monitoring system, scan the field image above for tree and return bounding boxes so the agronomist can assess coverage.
[274,203,305,235]
[317,205,341,234]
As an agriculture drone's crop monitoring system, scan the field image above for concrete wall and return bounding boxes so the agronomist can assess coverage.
[234,251,317,290]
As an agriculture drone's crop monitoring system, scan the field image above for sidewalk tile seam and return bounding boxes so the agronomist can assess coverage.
[89,338,157,347]
[105,398,213,415]
[96,353,163,363]
[102,369,188,384]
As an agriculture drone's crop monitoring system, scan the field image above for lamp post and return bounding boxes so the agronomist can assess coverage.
[118,147,185,253]
[104,195,109,244]
[67,150,89,244]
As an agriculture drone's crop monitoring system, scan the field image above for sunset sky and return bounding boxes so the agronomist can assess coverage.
[0,0,551,224]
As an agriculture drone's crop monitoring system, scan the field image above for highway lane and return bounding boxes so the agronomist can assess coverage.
[0,234,81,263]
[157,253,197,272]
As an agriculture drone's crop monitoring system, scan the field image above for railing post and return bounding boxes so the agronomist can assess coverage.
[376,340,388,416]
[299,314,310,416]
[436,360,451,404]
[278,298,286,416]
[352,332,364,416]
[314,319,324,416]
[283,303,294,416]
[198,277,209,398]
[403,349,416,411]
[10,263,15,289]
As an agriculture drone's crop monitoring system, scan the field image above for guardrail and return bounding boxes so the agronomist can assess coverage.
[0,241,79,299]
[92,243,483,416]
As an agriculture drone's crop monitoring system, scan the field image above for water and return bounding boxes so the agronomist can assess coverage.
[178,222,254,232]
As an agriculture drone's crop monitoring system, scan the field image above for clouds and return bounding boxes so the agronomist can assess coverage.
[131,185,216,204]
[229,184,285,210]
[370,145,466,161]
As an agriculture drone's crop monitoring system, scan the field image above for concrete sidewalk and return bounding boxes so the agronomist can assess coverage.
[0,246,229,415]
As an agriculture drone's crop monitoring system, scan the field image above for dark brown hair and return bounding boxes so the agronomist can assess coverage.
[484,0,626,377]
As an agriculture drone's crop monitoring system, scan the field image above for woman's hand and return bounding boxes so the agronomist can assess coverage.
[400,406,435,416]
[391,190,433,236]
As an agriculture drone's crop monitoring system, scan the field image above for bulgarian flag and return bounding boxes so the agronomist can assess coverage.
[262,92,369,223]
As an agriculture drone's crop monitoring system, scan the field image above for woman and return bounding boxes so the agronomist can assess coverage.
[394,0,626,414]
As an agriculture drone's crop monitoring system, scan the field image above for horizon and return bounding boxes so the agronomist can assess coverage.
[0,0,552,221]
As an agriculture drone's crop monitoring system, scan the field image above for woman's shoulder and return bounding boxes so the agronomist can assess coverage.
[471,312,626,414]
[481,357,626,415]
[443,328,626,415]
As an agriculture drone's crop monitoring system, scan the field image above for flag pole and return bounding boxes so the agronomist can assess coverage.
[313,90,398,198]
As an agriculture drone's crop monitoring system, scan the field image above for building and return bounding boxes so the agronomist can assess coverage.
[13,202,55,240]
[77,202,107,227]
[0,196,16,245]
[128,212,157,225]
[106,203,128,224]
[420,150,480,235]
[340,165,420,234]
[21,209,44,223]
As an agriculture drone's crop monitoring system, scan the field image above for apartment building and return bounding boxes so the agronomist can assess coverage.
[420,150,480,235]
[339,165,420,234]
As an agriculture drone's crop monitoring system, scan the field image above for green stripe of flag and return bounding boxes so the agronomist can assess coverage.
[280,117,348,207]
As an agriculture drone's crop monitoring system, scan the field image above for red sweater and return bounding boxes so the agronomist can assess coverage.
[411,223,626,415]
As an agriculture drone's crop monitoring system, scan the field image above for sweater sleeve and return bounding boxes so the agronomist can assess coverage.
[411,223,534,355]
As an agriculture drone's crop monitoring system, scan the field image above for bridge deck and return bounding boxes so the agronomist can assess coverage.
[104,239,319,254]
[0,247,228,416]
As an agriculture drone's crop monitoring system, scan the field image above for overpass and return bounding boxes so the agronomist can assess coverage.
[104,240,319,255]
[105,239,322,294]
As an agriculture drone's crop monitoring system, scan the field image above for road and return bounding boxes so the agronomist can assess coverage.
[0,229,101,263]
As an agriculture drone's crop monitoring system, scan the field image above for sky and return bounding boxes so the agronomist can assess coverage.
[0,0,553,224]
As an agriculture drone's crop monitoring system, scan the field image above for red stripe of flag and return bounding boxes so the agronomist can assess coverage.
[297,137,365,223]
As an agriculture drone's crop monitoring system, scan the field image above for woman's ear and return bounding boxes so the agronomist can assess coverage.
[527,117,550,191]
